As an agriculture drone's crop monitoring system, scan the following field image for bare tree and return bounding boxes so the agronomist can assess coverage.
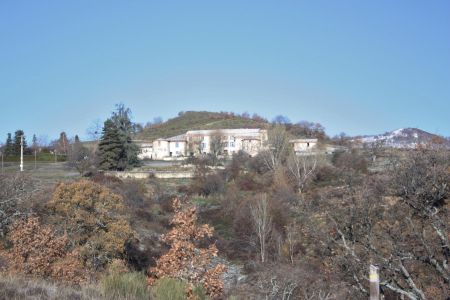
[261,125,291,171]
[285,221,299,265]
[250,194,272,263]
[56,132,69,155]
[286,151,319,194]
[187,136,202,156]
[209,130,224,156]
[67,138,94,176]
[209,130,225,165]
[363,140,386,163]
[272,115,291,125]
[86,118,103,141]
[321,149,450,300]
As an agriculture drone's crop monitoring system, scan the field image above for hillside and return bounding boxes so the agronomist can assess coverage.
[354,128,450,148]
[136,111,269,140]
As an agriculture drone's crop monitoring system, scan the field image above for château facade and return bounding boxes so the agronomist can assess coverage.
[137,128,268,160]
[136,128,319,160]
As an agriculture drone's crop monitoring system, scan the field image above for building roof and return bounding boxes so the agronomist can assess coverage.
[289,138,318,143]
[157,134,187,142]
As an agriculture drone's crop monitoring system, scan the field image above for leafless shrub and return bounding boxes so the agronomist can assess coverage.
[250,194,272,263]
[0,173,36,236]
[260,125,291,172]
[286,152,320,194]
[254,263,340,300]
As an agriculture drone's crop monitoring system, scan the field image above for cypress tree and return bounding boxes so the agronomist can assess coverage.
[4,133,13,156]
[13,130,26,156]
[97,119,124,170]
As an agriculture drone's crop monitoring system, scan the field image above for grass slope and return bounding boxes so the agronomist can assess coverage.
[137,111,269,140]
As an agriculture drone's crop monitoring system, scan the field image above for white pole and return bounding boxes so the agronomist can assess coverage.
[370,264,380,300]
[20,135,24,172]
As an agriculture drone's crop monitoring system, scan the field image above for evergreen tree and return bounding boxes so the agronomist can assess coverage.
[97,119,123,170]
[110,104,140,169]
[13,130,27,156]
[4,133,13,156]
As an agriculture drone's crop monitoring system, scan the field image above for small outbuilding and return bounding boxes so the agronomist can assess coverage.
[289,138,318,154]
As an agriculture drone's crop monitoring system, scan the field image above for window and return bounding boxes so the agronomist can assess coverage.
[176,142,179,148]
[230,141,235,147]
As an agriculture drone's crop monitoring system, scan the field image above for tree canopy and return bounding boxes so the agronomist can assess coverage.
[97,104,140,171]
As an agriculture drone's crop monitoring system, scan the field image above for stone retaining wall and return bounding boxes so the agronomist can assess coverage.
[105,170,194,179]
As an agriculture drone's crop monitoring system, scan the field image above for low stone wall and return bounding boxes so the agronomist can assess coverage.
[154,170,194,178]
[105,171,150,179]
[105,170,194,179]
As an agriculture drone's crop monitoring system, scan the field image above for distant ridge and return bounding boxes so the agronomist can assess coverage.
[354,128,450,148]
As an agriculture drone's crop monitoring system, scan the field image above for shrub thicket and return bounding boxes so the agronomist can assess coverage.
[48,180,134,269]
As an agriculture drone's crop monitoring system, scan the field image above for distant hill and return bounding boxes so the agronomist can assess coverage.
[354,128,450,149]
[136,111,270,140]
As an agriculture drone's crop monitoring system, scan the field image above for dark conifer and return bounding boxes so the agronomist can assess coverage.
[13,130,26,156]
[97,119,123,170]
[4,133,13,156]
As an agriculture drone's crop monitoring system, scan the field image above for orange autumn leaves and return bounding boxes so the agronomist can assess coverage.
[1,180,134,282]
[1,180,226,298]
[3,217,87,283]
[148,198,226,299]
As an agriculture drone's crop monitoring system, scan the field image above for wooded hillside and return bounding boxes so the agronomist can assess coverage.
[137,111,269,140]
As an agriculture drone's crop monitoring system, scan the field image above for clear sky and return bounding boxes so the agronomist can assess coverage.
[1,0,449,142]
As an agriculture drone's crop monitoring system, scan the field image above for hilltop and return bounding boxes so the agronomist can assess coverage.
[136,111,269,140]
[354,127,450,148]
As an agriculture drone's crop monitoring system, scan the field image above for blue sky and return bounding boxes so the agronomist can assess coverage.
[1,1,449,141]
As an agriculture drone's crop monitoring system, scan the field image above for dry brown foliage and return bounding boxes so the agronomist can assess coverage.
[50,248,90,284]
[7,217,67,277]
[48,180,134,268]
[4,217,94,284]
[148,198,226,299]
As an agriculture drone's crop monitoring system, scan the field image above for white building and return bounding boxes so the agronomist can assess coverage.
[186,128,268,157]
[151,134,186,159]
[289,138,318,154]
[134,140,153,159]
[149,128,268,160]
[137,130,326,160]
